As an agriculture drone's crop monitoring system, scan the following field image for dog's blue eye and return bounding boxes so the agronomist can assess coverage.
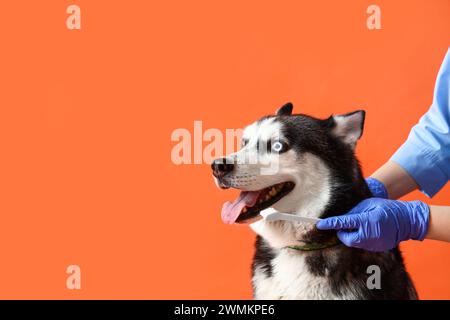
[272,141,283,153]
[270,140,289,153]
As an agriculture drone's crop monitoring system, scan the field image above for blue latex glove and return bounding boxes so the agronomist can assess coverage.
[316,198,430,252]
[365,177,388,199]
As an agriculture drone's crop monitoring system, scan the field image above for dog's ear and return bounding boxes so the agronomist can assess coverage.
[329,110,365,149]
[276,102,293,116]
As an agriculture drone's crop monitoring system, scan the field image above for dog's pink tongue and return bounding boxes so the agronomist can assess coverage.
[221,191,260,224]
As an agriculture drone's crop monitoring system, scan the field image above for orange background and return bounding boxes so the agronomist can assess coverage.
[0,0,449,299]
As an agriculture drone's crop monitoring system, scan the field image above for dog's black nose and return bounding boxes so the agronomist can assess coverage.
[211,158,234,177]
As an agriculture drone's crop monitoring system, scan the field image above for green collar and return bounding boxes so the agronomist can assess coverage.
[285,236,341,251]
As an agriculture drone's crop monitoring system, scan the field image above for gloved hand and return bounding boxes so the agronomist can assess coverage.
[316,198,430,252]
[365,177,388,199]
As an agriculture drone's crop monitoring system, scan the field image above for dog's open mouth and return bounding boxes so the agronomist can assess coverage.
[221,181,295,224]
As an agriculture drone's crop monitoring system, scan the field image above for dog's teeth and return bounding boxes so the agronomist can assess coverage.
[242,207,247,213]
[265,195,271,201]
[269,188,277,196]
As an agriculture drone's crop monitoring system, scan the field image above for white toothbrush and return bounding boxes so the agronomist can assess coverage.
[260,208,320,224]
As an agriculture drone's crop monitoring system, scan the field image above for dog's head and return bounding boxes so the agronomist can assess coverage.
[212,103,365,234]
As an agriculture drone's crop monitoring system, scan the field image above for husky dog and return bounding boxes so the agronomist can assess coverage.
[212,103,417,300]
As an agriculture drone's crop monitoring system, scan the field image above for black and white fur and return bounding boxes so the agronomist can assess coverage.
[214,103,417,300]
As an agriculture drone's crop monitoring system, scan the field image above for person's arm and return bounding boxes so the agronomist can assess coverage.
[367,162,450,243]
[427,205,450,242]
[369,48,450,200]
[316,200,450,251]
[316,48,450,251]
[385,47,450,198]
[371,161,418,199]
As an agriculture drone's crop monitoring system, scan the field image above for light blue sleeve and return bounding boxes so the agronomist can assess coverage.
[391,48,450,198]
